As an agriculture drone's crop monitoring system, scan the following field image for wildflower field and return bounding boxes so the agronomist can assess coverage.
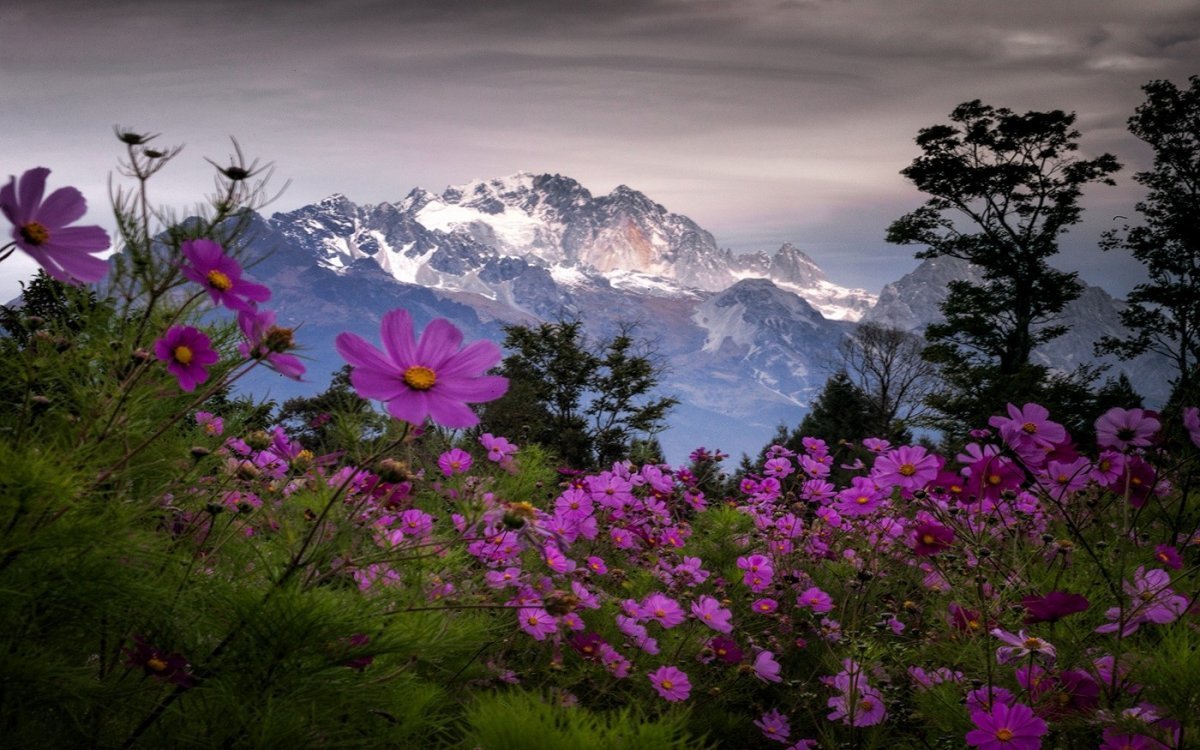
[2,136,1199,750]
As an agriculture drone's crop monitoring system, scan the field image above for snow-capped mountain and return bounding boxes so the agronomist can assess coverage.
[233,173,1167,462]
[270,172,874,320]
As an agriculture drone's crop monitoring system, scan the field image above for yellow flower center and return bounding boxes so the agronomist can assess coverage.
[898,463,916,477]
[173,345,194,365]
[996,728,1014,741]
[859,699,874,712]
[402,365,436,390]
[205,269,233,291]
[1022,421,1038,434]
[146,656,168,673]
[1023,637,1042,649]
[660,679,673,689]
[922,534,937,545]
[20,221,50,246]
[855,495,870,504]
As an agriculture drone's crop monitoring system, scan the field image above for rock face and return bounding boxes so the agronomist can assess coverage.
[231,173,1167,462]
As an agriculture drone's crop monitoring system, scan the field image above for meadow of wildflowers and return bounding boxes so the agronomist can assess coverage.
[1,135,1198,749]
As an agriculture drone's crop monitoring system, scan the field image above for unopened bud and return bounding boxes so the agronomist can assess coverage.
[245,430,271,450]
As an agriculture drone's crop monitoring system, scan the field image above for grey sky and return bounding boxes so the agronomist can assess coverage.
[2,0,1197,300]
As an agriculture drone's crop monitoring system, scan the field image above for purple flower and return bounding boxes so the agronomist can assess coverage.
[755,708,791,744]
[989,402,1068,465]
[690,595,733,633]
[912,522,955,556]
[180,238,270,313]
[1021,591,1090,624]
[122,635,195,688]
[966,701,1047,750]
[1183,406,1200,449]
[335,309,507,428]
[642,593,686,629]
[0,167,110,284]
[1095,407,1160,451]
[237,308,305,380]
[154,325,219,392]
[991,628,1056,665]
[753,650,782,683]
[706,636,743,664]
[966,685,1015,714]
[1153,545,1182,571]
[517,607,557,641]
[871,444,939,491]
[648,665,691,701]
[797,586,834,614]
[437,448,473,477]
[480,433,518,462]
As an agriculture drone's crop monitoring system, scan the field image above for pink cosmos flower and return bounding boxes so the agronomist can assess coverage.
[195,411,224,436]
[1095,407,1160,451]
[991,628,1056,665]
[648,665,691,701]
[641,593,686,629]
[1,167,110,284]
[1183,406,1200,449]
[1153,545,1182,570]
[335,309,507,428]
[965,701,1047,750]
[1021,591,1090,624]
[517,607,558,641]
[437,448,473,476]
[755,708,791,744]
[798,586,834,614]
[912,521,955,556]
[237,308,305,380]
[154,325,219,392]
[753,650,782,683]
[480,432,518,462]
[690,595,733,633]
[989,402,1068,464]
[180,238,270,313]
[872,445,939,491]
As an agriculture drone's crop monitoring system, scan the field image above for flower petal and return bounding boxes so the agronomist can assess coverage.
[350,367,407,401]
[380,308,417,365]
[17,168,49,221]
[415,318,463,368]
[36,186,87,227]
[438,339,502,379]
[335,332,395,373]
[425,394,480,428]
[384,391,430,425]
[437,374,508,402]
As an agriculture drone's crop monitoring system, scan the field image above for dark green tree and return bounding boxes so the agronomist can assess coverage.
[795,370,876,446]
[887,99,1121,428]
[478,320,677,468]
[1097,76,1200,403]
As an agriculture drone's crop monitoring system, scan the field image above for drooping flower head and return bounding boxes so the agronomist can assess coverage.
[237,308,305,380]
[1,167,110,284]
[335,308,507,428]
[180,238,271,313]
[154,325,219,392]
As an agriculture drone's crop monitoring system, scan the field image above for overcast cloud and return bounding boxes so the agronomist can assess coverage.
[2,0,1197,299]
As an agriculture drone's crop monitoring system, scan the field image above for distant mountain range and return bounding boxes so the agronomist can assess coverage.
[228,172,1169,462]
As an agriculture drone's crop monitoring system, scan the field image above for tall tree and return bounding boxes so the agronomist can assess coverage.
[478,320,677,468]
[1097,76,1200,404]
[887,100,1120,427]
